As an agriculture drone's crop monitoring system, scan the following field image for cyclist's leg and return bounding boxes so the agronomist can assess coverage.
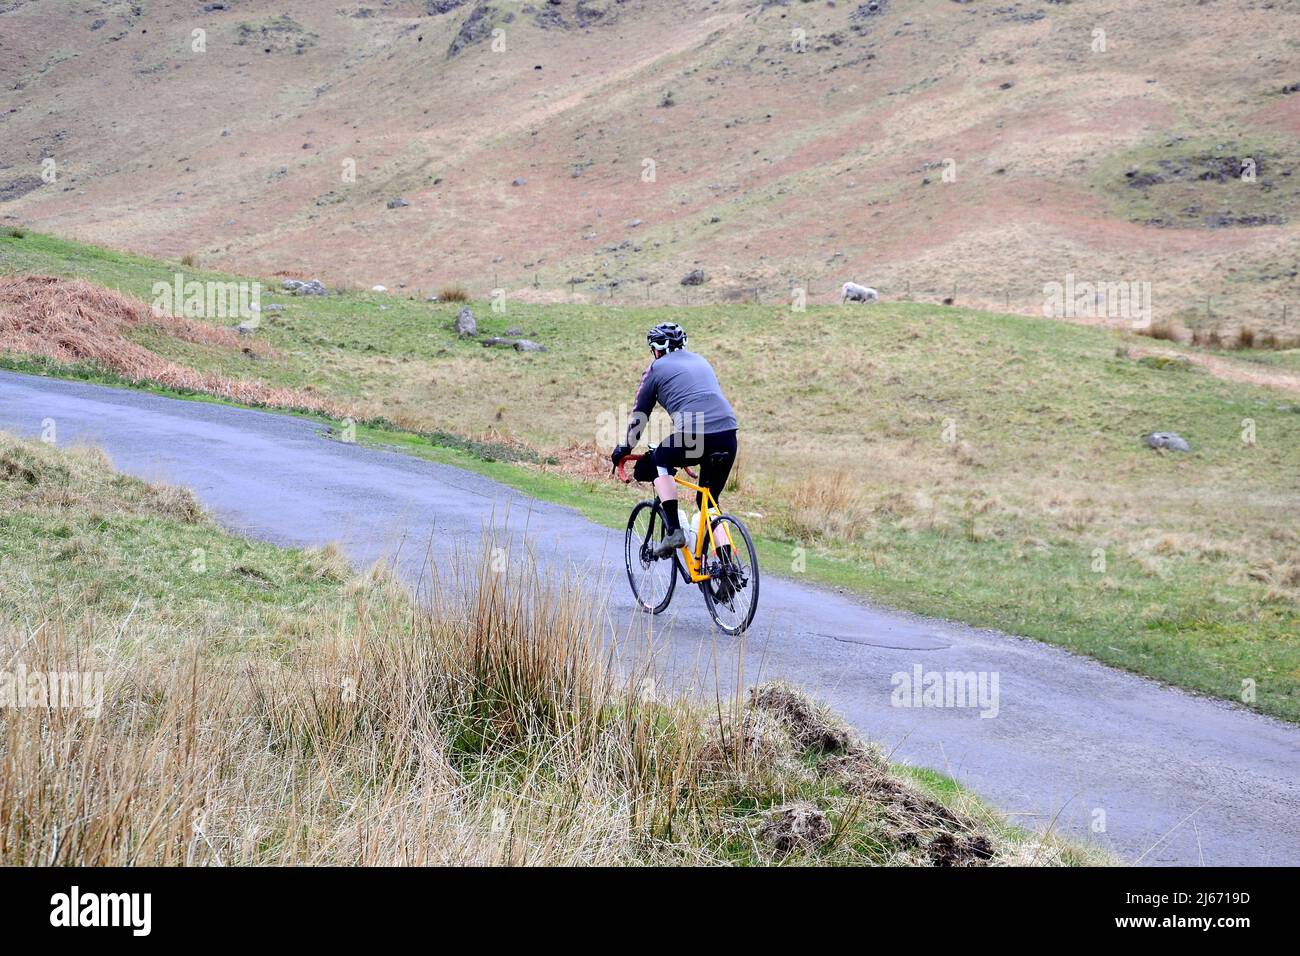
[699,431,737,554]
[647,435,685,525]
[632,451,678,527]
[643,437,689,555]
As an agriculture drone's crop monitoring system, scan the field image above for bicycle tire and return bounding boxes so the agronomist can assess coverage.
[701,514,760,635]
[625,500,677,614]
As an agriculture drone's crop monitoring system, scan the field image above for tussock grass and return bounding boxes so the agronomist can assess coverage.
[777,470,875,544]
[1138,319,1186,343]
[0,432,1091,866]
[437,286,469,303]
[1190,328,1224,349]
[1191,325,1297,351]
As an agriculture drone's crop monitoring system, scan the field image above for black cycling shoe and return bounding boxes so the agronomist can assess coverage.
[653,528,687,558]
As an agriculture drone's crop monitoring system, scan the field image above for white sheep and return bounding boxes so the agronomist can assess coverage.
[841,281,879,303]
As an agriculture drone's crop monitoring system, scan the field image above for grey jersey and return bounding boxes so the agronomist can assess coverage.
[626,349,738,444]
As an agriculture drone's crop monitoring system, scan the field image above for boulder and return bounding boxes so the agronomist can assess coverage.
[386,197,410,209]
[1143,432,1191,452]
[480,337,546,352]
[454,307,477,337]
[680,269,707,286]
[282,278,328,296]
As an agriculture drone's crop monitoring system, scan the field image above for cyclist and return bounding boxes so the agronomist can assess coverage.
[611,322,739,560]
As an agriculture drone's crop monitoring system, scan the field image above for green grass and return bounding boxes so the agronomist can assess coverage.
[0,434,355,660]
[4,229,1299,722]
[1234,349,1300,373]
[1096,132,1300,229]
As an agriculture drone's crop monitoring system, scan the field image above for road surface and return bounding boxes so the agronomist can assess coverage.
[2,369,1297,865]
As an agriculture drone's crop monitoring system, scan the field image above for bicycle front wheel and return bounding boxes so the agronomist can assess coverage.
[625,500,677,614]
[701,514,760,635]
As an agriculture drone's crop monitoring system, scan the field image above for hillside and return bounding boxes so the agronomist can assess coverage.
[2,0,1297,333]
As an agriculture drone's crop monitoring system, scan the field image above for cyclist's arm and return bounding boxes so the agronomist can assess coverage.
[625,363,657,446]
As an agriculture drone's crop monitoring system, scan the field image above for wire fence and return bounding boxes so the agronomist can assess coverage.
[546,274,1297,332]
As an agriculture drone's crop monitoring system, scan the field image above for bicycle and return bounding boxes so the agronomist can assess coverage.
[614,453,760,635]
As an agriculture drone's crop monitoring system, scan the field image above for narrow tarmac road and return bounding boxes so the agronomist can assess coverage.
[3,370,1297,865]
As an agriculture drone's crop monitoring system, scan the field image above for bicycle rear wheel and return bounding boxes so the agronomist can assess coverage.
[625,500,677,613]
[701,514,760,635]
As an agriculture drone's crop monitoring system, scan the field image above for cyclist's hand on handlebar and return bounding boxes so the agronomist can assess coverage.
[610,443,632,467]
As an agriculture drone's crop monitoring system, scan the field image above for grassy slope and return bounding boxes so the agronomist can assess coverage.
[0,430,1096,865]
[3,230,1298,723]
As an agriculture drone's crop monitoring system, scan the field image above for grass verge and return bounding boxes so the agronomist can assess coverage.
[0,431,1100,865]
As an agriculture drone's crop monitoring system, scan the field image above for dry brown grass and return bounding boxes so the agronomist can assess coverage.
[0,275,350,415]
[437,286,469,303]
[0,554,658,865]
[777,470,875,543]
[1191,325,1298,351]
[0,548,1047,866]
[1138,319,1187,343]
[1190,327,1224,349]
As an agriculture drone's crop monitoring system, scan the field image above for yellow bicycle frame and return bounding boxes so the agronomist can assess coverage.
[671,473,733,583]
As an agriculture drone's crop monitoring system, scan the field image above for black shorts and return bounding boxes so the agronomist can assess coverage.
[633,429,738,506]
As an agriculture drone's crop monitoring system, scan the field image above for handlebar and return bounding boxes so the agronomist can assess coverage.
[613,453,697,484]
[614,453,641,483]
